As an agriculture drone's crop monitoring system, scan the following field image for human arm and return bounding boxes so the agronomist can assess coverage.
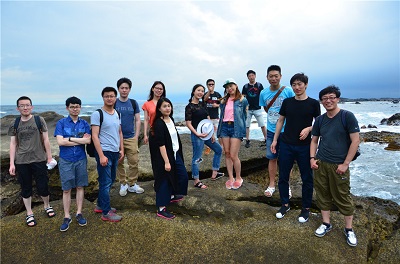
[186,120,207,138]
[42,131,53,164]
[134,112,141,140]
[143,110,149,144]
[118,126,124,163]
[57,134,91,146]
[336,132,360,174]
[9,136,17,176]
[159,145,171,171]
[299,126,313,141]
[310,136,319,169]
[270,115,285,154]
[91,125,108,166]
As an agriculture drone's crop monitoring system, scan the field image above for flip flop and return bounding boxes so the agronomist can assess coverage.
[44,206,56,218]
[264,186,276,197]
[211,172,224,181]
[26,214,37,227]
[232,178,243,189]
[194,181,208,189]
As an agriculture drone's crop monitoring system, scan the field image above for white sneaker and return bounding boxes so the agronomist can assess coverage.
[345,229,358,247]
[289,187,292,199]
[128,183,144,194]
[119,184,128,197]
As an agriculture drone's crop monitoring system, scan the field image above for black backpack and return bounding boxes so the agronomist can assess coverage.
[316,110,361,161]
[86,109,120,157]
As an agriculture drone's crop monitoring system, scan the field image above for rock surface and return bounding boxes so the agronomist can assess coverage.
[1,112,400,263]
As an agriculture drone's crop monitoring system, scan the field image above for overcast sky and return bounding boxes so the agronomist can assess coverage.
[1,0,399,105]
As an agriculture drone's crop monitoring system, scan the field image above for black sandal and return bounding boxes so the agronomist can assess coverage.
[194,181,208,189]
[44,206,56,218]
[211,172,224,181]
[26,214,37,227]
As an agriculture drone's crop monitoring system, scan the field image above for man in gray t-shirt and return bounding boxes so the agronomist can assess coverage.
[91,86,124,222]
[310,85,360,247]
[8,96,55,227]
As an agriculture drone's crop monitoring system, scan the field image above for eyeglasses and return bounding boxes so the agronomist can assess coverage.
[103,95,116,99]
[69,106,81,109]
[18,104,32,109]
[321,96,337,102]
[207,83,215,86]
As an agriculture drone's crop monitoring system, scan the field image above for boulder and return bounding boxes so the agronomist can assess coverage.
[380,113,400,126]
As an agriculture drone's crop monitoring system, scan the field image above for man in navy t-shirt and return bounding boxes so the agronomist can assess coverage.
[242,70,267,148]
[115,77,144,196]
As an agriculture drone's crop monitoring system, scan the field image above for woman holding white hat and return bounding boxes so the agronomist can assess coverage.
[217,78,248,190]
[185,84,224,189]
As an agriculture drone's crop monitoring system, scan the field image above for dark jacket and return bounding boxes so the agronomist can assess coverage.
[149,117,184,192]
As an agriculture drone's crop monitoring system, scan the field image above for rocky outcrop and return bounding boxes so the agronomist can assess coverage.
[1,113,400,263]
[360,131,400,151]
[381,113,400,126]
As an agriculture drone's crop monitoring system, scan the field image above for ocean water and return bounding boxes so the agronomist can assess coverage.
[1,101,399,204]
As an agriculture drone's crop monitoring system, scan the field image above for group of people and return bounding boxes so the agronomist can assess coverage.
[8,65,360,247]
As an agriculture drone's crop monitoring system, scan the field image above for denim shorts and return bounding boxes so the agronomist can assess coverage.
[59,157,88,190]
[219,122,242,140]
[266,130,280,160]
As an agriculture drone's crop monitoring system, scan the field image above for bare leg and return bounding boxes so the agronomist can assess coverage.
[268,159,277,188]
[229,138,242,180]
[261,126,267,140]
[344,215,353,229]
[245,127,250,141]
[63,190,71,218]
[76,187,84,215]
[222,137,234,182]
[41,195,50,209]
[321,210,331,224]
[23,197,33,216]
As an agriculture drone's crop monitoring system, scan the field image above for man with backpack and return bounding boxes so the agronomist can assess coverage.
[242,70,267,148]
[115,77,144,196]
[91,87,124,222]
[54,96,91,231]
[8,96,56,227]
[310,85,360,247]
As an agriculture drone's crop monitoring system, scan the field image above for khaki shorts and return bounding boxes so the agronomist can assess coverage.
[313,160,355,216]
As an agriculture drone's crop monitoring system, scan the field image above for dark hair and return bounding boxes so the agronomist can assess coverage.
[65,96,82,106]
[101,87,117,97]
[319,85,341,100]
[206,79,215,85]
[117,77,132,89]
[267,65,281,75]
[16,96,32,106]
[151,97,174,135]
[247,70,256,76]
[290,73,308,85]
[147,81,166,101]
[188,84,205,104]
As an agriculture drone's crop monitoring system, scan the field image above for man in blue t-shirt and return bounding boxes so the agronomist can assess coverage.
[242,70,266,148]
[259,65,295,199]
[115,77,144,196]
[310,85,360,247]
[55,96,91,231]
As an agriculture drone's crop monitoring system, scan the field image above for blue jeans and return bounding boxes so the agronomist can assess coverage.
[95,151,120,215]
[191,132,223,179]
[156,153,188,207]
[278,141,313,208]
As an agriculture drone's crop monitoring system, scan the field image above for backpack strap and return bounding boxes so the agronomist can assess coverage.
[130,99,137,114]
[97,109,103,128]
[340,109,348,132]
[34,115,43,133]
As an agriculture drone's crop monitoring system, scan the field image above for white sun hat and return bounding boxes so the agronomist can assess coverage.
[196,119,214,141]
